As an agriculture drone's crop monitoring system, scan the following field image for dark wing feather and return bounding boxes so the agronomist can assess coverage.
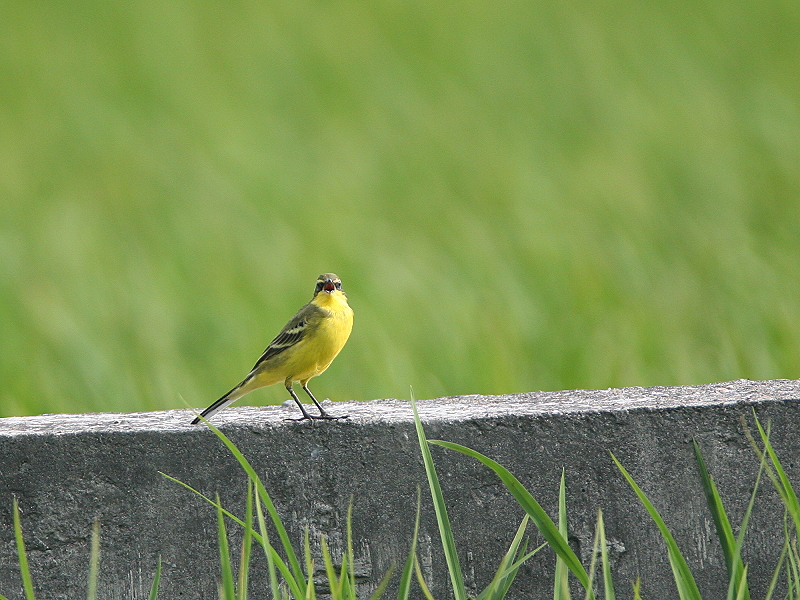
[250,302,324,369]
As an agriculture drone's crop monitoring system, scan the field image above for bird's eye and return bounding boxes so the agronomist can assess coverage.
[335,281,342,289]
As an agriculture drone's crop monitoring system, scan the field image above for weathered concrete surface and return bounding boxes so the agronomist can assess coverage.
[1,379,799,599]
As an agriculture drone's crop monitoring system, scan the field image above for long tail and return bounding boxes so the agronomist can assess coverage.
[191,381,251,424]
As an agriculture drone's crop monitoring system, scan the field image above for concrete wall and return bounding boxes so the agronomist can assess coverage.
[1,378,799,599]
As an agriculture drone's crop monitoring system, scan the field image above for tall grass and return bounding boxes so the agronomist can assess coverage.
[164,417,404,600]
[1,0,799,418]
[5,409,800,598]
[0,500,161,600]
[433,409,800,599]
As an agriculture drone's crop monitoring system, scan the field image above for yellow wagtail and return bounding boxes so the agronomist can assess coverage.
[192,273,354,424]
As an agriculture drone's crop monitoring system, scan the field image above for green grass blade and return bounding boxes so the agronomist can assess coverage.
[196,418,306,588]
[368,564,396,600]
[345,499,356,600]
[321,536,340,600]
[477,515,541,600]
[749,413,800,600]
[269,546,304,597]
[632,578,642,600]
[733,566,748,600]
[789,535,800,600]
[476,523,520,600]
[693,440,736,572]
[725,452,764,600]
[784,514,800,600]
[148,556,162,600]
[165,467,303,594]
[13,498,36,600]
[478,540,546,600]
[752,413,800,538]
[763,536,787,600]
[429,440,593,597]
[693,439,752,600]
[216,493,237,600]
[583,512,600,600]
[304,528,316,600]
[237,480,254,600]
[160,473,261,540]
[554,470,571,600]
[411,397,468,600]
[255,490,300,600]
[414,555,437,600]
[87,519,101,600]
[164,467,304,594]
[597,510,615,600]
[397,486,423,600]
[495,544,547,599]
[611,454,702,600]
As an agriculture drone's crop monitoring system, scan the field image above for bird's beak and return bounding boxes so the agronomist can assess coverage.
[323,279,336,293]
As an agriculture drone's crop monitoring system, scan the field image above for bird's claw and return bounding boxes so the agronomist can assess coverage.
[314,413,349,420]
[284,413,349,422]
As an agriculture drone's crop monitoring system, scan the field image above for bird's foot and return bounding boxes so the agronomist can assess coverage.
[284,412,348,421]
[284,414,314,422]
[313,412,349,420]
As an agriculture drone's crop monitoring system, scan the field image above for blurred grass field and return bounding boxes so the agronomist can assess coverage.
[0,0,798,418]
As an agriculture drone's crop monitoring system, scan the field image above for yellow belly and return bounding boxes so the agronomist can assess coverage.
[244,290,353,392]
[283,311,352,382]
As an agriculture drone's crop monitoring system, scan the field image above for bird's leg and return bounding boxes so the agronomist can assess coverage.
[285,384,316,421]
[303,383,348,420]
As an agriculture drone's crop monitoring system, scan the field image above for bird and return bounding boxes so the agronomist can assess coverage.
[191,273,354,424]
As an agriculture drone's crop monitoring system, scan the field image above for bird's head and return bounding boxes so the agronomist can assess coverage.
[314,273,343,296]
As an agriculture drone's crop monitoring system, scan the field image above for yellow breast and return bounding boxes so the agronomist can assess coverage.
[288,290,353,382]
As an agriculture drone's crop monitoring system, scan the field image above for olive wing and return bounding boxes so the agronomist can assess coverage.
[250,302,324,369]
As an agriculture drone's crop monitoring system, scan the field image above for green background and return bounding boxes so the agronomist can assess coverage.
[1,0,798,418]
